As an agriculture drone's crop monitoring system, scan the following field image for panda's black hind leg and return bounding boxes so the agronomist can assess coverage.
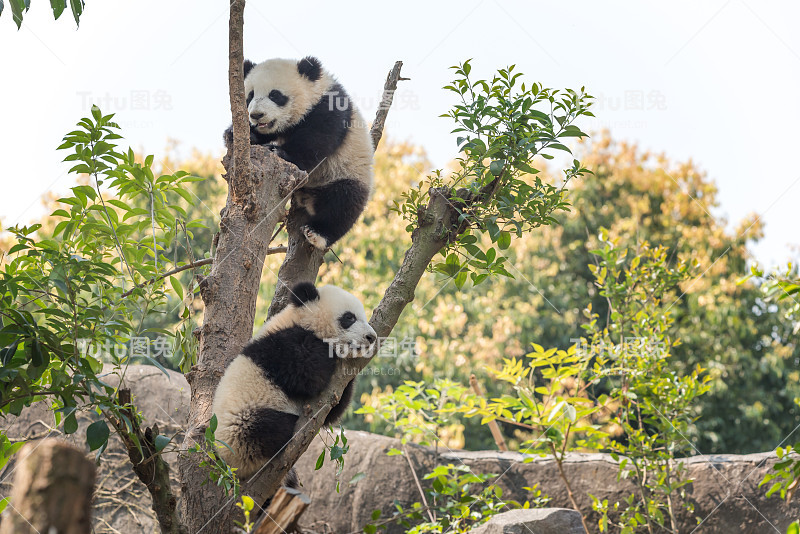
[300,179,370,249]
[244,408,299,467]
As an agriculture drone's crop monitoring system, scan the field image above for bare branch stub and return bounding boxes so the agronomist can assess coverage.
[371,60,407,150]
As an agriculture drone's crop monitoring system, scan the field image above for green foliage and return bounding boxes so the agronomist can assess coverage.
[452,343,608,457]
[359,232,711,533]
[234,495,256,533]
[754,263,800,515]
[394,61,593,289]
[314,426,350,492]
[745,262,800,333]
[334,135,799,456]
[760,443,799,501]
[356,379,470,448]
[2,0,84,29]
[584,233,710,533]
[0,107,204,474]
[359,381,549,533]
[362,464,546,534]
[191,414,241,498]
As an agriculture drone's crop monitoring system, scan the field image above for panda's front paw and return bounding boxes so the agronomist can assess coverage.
[266,143,290,161]
[302,226,328,250]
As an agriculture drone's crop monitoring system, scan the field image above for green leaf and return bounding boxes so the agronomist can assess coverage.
[86,420,110,451]
[50,0,66,19]
[9,0,26,29]
[315,450,325,470]
[787,521,799,534]
[69,0,82,25]
[497,231,511,250]
[489,160,504,177]
[170,276,184,301]
[0,498,8,515]
[154,434,171,452]
[349,472,366,484]
[63,410,79,435]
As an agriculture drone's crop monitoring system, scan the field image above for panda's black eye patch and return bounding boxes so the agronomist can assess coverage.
[269,90,288,107]
[246,90,254,105]
[338,312,356,329]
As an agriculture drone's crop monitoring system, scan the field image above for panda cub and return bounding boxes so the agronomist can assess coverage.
[225,56,374,250]
[211,282,376,479]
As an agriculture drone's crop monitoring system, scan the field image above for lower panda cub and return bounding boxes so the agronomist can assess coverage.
[211,282,376,479]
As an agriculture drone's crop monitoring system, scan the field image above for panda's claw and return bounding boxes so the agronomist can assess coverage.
[302,226,328,250]
[266,144,290,161]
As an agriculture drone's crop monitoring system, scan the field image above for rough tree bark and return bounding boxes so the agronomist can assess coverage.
[176,3,308,531]
[0,440,95,534]
[176,145,305,532]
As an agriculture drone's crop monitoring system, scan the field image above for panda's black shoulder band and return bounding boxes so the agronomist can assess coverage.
[289,282,319,306]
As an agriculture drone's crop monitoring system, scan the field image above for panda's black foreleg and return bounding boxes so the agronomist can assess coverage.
[299,179,370,249]
[324,377,356,426]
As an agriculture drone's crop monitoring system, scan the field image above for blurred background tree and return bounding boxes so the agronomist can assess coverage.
[8,134,796,455]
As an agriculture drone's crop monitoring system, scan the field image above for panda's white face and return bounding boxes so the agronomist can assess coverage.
[244,58,331,135]
[314,285,377,358]
[258,284,377,359]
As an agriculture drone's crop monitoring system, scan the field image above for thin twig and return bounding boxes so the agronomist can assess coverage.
[119,246,287,299]
[401,443,435,523]
[469,374,508,451]
[120,258,213,298]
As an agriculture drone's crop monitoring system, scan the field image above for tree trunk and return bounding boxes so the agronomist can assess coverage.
[0,439,95,534]
[177,3,409,528]
[177,144,305,532]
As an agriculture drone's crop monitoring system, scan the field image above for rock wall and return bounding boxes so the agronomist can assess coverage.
[295,431,798,533]
[2,365,797,533]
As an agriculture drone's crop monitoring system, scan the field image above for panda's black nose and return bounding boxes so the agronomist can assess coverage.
[250,111,264,120]
[365,333,376,344]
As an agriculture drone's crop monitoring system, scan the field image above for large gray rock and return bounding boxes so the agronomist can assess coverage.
[469,508,585,534]
[295,431,800,534]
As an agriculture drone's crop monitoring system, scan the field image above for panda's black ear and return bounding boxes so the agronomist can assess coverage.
[297,56,322,82]
[289,282,320,306]
[243,59,256,78]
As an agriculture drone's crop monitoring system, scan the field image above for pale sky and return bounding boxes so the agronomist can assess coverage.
[1,0,798,266]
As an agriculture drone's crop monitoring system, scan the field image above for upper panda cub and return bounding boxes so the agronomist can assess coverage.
[211,282,376,479]
[225,56,374,250]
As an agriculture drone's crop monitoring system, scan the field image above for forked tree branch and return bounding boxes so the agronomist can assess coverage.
[112,389,186,534]
[371,61,407,150]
